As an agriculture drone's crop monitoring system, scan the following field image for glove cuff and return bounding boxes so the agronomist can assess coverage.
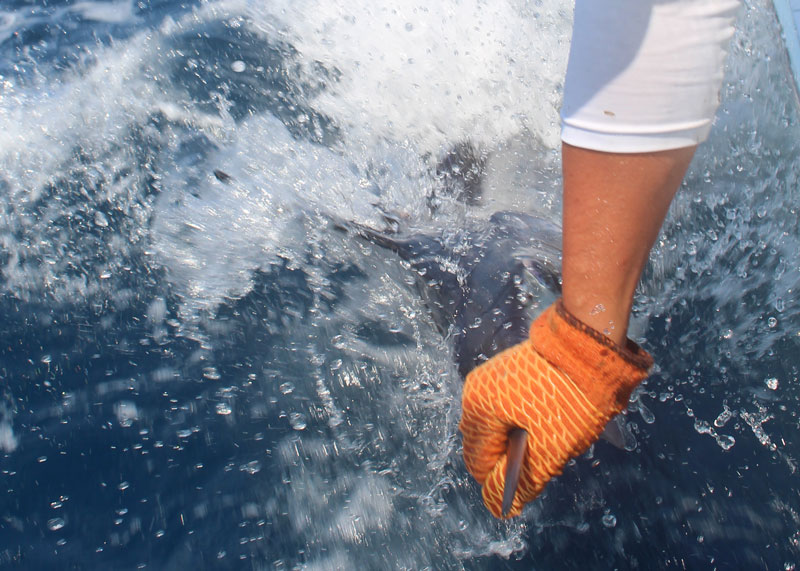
[530,299,653,416]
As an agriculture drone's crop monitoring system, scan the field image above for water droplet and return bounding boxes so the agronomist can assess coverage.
[47,518,66,531]
[589,304,606,316]
[694,419,712,435]
[714,406,733,428]
[289,412,307,431]
[115,401,138,427]
[94,211,109,228]
[601,514,617,528]
[716,434,735,451]
[240,461,261,475]
[637,399,655,424]
[203,367,221,380]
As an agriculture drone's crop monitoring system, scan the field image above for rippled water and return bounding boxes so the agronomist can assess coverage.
[1,0,799,569]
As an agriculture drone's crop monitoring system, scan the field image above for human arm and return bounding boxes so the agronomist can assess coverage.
[460,0,740,518]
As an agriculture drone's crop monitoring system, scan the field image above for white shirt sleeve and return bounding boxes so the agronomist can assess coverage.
[561,0,740,153]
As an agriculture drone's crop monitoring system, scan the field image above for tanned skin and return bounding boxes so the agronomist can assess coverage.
[560,142,697,345]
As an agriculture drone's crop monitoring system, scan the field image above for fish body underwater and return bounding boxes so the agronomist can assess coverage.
[344,210,562,378]
[344,208,632,514]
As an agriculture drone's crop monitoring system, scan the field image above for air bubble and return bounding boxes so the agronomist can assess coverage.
[601,514,617,528]
[279,382,295,395]
[47,518,66,531]
[231,60,246,73]
[768,317,778,328]
[765,378,779,390]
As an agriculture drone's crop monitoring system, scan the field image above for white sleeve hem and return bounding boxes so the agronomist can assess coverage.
[560,122,712,153]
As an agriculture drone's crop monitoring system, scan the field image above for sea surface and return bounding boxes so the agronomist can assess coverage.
[1,0,799,569]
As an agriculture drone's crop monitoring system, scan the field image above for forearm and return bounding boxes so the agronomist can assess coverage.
[559,0,738,344]
[561,143,696,345]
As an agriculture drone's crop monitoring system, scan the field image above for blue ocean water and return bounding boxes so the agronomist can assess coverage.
[1,0,799,569]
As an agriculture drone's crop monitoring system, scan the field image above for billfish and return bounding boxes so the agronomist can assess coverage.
[344,210,562,376]
[213,168,632,515]
[344,208,635,516]
[343,210,558,516]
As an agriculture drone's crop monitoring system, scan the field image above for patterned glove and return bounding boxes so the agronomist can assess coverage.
[459,299,653,518]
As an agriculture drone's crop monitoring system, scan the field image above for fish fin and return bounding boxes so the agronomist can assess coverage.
[600,414,637,451]
[502,428,528,517]
[213,169,233,184]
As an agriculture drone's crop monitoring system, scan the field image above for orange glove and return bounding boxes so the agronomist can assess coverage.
[459,299,653,518]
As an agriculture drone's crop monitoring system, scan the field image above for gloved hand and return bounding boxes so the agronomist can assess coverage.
[459,299,653,518]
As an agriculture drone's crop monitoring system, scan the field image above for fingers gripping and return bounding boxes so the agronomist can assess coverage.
[460,301,652,519]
